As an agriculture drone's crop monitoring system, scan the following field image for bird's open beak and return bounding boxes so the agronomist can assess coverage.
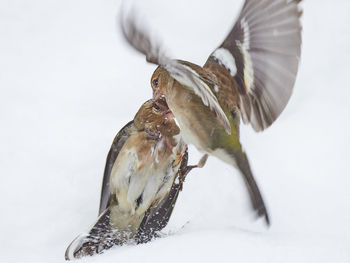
[164,110,174,119]
[154,95,174,119]
[152,90,161,102]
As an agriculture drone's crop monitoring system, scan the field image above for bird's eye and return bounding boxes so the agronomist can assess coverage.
[153,103,161,111]
[152,78,159,87]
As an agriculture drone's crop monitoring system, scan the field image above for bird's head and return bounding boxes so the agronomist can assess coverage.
[134,99,179,138]
[151,66,174,102]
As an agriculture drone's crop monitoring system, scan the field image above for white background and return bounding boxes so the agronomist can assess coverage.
[1,0,349,262]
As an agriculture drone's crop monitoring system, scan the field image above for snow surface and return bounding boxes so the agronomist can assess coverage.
[1,0,350,262]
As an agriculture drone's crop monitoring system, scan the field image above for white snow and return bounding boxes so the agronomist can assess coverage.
[1,0,350,262]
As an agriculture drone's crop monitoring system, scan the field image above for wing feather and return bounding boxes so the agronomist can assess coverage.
[206,0,302,131]
[99,121,136,215]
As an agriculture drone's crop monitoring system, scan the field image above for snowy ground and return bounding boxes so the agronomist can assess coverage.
[1,0,350,262]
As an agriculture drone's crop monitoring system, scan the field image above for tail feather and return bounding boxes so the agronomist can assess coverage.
[230,150,270,225]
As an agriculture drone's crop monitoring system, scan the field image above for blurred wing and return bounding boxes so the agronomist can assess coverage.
[120,9,170,66]
[120,11,231,133]
[206,0,302,131]
[99,121,136,215]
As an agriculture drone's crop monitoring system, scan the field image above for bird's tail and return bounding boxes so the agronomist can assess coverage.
[227,149,270,225]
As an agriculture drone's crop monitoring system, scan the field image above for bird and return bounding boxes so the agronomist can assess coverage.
[120,0,303,225]
[65,99,207,260]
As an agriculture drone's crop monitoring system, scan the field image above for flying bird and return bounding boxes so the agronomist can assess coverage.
[121,0,303,225]
[65,99,207,260]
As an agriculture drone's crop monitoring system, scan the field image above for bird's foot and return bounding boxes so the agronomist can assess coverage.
[178,154,209,189]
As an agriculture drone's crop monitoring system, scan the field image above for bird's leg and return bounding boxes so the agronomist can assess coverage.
[184,154,208,174]
[178,154,208,189]
[196,154,209,168]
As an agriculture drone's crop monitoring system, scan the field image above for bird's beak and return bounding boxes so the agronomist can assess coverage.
[164,110,174,119]
[152,90,161,102]
[154,96,173,119]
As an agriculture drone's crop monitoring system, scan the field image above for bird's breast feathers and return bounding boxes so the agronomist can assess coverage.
[109,131,183,216]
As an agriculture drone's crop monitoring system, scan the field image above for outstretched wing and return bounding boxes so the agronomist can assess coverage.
[205,0,302,131]
[120,11,231,133]
[99,121,136,215]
